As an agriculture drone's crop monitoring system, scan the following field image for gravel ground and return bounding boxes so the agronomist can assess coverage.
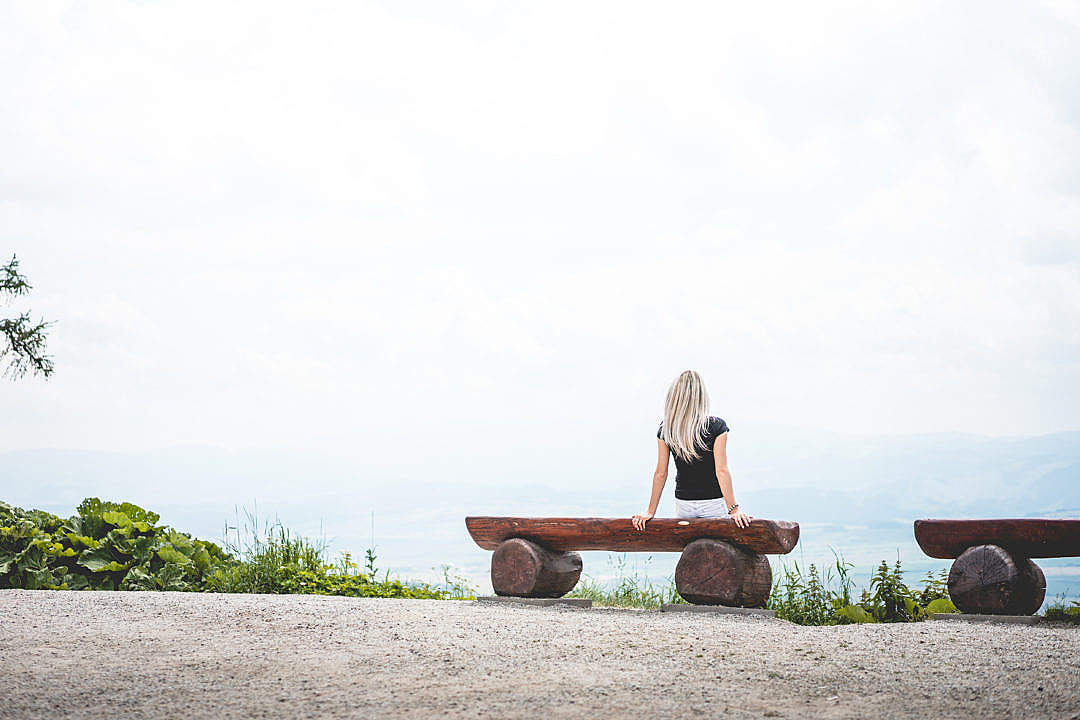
[2,590,1078,719]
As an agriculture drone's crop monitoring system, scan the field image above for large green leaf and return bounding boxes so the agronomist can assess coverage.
[103,529,137,556]
[60,572,89,590]
[166,530,192,551]
[130,536,155,563]
[64,533,99,550]
[13,542,44,570]
[78,547,130,572]
[79,499,160,526]
[157,563,190,591]
[925,597,957,614]
[43,542,77,558]
[26,509,64,533]
[835,604,875,624]
[0,519,41,544]
[102,511,133,529]
[121,564,157,591]
[61,515,90,537]
[156,546,191,565]
[191,545,211,572]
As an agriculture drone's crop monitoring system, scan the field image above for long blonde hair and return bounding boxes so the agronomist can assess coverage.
[660,370,711,462]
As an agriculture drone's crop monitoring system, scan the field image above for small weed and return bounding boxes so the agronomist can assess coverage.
[1042,593,1080,624]
[566,553,684,608]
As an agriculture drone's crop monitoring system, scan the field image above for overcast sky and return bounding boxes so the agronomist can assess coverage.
[2,1,1079,469]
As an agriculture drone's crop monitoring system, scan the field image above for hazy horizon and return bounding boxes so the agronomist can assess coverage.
[5,425,1078,604]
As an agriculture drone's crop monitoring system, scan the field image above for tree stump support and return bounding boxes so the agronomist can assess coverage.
[947,544,1046,615]
[675,538,772,607]
[490,538,582,598]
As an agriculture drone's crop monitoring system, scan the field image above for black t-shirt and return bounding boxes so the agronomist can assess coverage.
[657,416,730,500]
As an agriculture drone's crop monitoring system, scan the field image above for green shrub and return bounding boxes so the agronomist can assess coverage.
[768,553,955,625]
[0,499,230,591]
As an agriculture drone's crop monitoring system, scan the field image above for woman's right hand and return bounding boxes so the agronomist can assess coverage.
[631,511,655,531]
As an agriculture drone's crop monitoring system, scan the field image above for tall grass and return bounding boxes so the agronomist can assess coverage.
[566,554,686,608]
[1043,593,1080,624]
[206,506,476,599]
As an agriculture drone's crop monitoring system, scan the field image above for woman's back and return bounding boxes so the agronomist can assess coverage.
[658,416,730,500]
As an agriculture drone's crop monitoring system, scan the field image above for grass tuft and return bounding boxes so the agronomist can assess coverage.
[566,554,685,608]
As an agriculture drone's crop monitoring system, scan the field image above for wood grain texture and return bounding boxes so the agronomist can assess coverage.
[914,519,1080,559]
[947,544,1047,615]
[740,553,773,608]
[465,517,800,555]
[675,539,743,605]
[1020,560,1047,616]
[490,538,582,598]
[674,539,773,607]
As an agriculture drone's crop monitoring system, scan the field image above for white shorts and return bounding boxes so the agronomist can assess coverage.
[674,497,729,519]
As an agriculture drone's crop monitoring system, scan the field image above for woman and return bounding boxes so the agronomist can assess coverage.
[631,370,753,530]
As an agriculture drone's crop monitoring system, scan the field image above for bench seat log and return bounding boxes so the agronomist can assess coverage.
[914,519,1080,559]
[466,517,800,555]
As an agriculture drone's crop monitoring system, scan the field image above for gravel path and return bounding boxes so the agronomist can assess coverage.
[2,590,1078,719]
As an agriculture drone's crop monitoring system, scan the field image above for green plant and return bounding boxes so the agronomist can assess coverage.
[0,499,230,591]
[436,564,479,600]
[204,505,472,600]
[768,555,958,625]
[924,597,957,614]
[865,559,923,622]
[916,568,950,606]
[566,553,683,608]
[768,560,840,625]
[2,498,475,602]
[1043,593,1080,624]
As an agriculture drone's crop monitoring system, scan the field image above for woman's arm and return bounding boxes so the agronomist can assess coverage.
[714,433,752,528]
[632,438,669,530]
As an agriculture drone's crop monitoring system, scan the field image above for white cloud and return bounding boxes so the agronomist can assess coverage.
[1,0,1078,463]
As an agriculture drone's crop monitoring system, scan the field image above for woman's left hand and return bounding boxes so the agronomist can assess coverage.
[729,509,753,528]
[631,512,654,531]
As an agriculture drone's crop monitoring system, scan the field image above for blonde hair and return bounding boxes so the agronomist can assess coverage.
[660,370,711,462]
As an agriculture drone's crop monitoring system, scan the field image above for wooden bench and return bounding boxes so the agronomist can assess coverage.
[465,517,800,607]
[914,519,1080,615]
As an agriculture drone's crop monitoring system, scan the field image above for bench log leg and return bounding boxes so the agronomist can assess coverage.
[675,538,772,607]
[490,538,582,598]
[948,544,1046,615]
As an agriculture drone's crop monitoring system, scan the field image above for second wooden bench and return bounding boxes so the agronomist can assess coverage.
[914,518,1080,615]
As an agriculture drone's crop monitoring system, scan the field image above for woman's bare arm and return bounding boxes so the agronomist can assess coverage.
[632,438,669,530]
[714,433,752,528]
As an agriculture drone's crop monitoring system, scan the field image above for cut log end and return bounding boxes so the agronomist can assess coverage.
[948,544,1047,615]
[490,538,582,598]
[675,538,772,607]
